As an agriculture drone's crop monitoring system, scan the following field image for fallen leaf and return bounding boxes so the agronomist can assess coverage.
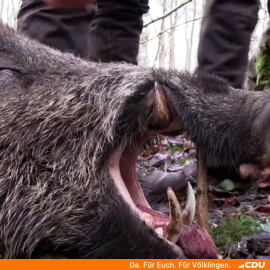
[167,164,184,172]
[222,199,232,209]
[161,136,184,146]
[142,152,152,159]
[253,205,270,213]
[260,219,270,233]
[149,153,168,167]
[184,162,197,178]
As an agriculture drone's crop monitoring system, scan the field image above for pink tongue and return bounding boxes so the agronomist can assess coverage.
[137,205,169,228]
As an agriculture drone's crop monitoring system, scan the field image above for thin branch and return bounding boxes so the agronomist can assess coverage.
[144,0,192,28]
[141,16,202,44]
[149,13,160,37]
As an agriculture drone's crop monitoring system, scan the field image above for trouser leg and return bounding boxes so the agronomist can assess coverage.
[17,0,96,59]
[197,0,260,88]
[88,0,149,65]
[17,0,149,65]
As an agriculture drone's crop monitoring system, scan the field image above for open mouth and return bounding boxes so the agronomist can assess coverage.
[108,132,196,246]
[108,83,197,248]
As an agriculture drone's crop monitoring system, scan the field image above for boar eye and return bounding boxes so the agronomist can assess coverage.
[0,67,23,97]
[0,67,21,74]
[0,67,21,82]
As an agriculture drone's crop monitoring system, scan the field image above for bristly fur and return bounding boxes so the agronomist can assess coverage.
[153,69,270,166]
[0,21,184,259]
[0,20,270,258]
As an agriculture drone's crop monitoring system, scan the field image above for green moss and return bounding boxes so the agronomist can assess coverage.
[166,145,183,152]
[255,41,270,91]
[209,215,262,255]
[179,158,186,165]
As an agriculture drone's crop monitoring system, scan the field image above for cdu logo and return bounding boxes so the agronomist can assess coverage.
[238,262,265,268]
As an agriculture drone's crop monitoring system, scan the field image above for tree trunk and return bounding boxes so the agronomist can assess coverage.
[187,0,197,71]
[169,0,178,69]
[185,6,191,70]
[159,0,167,68]
[138,13,150,67]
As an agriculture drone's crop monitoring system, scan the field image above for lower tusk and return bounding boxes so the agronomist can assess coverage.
[164,187,182,244]
[182,182,196,225]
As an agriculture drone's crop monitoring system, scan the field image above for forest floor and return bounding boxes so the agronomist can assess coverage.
[137,135,270,259]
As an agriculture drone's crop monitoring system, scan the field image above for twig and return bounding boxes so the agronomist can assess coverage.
[144,0,192,28]
[227,243,233,259]
[140,17,202,44]
[197,149,209,230]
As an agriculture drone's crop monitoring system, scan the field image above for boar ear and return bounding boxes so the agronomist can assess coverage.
[0,21,29,70]
[0,23,20,70]
[146,82,173,130]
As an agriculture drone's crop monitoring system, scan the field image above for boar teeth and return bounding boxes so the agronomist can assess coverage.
[164,186,182,244]
[182,182,196,225]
